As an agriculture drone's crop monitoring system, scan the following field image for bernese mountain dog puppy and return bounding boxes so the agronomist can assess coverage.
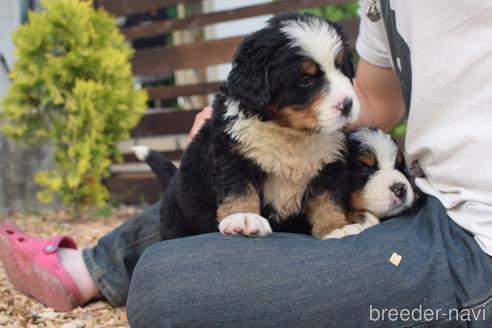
[135,127,416,239]
[324,128,416,238]
[135,13,360,240]
[347,128,414,219]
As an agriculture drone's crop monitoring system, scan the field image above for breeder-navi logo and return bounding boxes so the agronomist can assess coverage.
[369,305,486,323]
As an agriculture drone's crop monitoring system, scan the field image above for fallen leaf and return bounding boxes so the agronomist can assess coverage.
[389,252,402,266]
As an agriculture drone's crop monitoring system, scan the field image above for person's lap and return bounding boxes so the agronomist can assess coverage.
[126,197,492,327]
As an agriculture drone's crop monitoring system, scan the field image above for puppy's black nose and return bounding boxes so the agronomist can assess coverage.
[390,183,407,200]
[340,97,353,117]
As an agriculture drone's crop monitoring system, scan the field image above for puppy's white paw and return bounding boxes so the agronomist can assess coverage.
[219,213,272,237]
[322,224,364,239]
[322,212,380,239]
[132,145,149,161]
[360,212,380,228]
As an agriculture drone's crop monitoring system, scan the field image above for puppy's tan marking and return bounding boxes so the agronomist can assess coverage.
[302,59,318,75]
[359,150,376,167]
[335,49,345,66]
[306,192,350,239]
[350,191,367,211]
[216,184,260,222]
[346,210,367,224]
[273,106,319,131]
[272,92,326,131]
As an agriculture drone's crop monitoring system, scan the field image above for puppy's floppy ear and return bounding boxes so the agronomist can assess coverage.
[344,130,360,154]
[341,49,355,81]
[226,33,271,110]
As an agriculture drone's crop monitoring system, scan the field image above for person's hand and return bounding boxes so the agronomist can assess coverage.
[188,106,213,142]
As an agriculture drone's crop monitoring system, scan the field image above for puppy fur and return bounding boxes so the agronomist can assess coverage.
[137,127,416,239]
[154,13,360,240]
[346,128,415,220]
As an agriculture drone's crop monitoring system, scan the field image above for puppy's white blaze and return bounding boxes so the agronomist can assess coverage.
[323,70,360,123]
[281,18,342,75]
[352,128,398,170]
[132,145,149,161]
[219,212,272,237]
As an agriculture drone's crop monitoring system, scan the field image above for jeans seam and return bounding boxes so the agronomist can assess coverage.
[82,248,125,306]
[118,232,160,252]
[463,295,492,311]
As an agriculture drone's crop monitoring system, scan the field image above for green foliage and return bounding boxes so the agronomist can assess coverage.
[1,0,147,209]
[301,1,359,21]
[392,121,407,137]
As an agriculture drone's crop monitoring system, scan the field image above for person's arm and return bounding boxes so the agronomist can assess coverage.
[187,106,213,142]
[352,58,405,131]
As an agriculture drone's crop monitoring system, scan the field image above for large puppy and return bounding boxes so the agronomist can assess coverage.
[144,13,360,240]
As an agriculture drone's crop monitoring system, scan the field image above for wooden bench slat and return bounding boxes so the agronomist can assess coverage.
[133,36,243,76]
[147,81,223,100]
[133,18,358,76]
[131,109,200,137]
[124,150,184,163]
[119,133,189,153]
[105,174,162,204]
[122,0,352,40]
[96,0,201,17]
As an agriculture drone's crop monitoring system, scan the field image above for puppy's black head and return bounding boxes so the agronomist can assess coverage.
[346,128,414,218]
[226,12,359,134]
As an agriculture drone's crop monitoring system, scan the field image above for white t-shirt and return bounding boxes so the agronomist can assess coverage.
[356,0,492,255]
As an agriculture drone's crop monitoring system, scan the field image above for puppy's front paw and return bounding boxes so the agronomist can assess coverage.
[219,213,272,237]
[322,212,380,239]
[360,212,380,227]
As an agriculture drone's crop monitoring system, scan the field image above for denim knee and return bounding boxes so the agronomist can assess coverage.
[126,243,167,327]
[126,239,210,328]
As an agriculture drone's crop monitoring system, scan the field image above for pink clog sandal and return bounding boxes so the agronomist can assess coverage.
[0,223,84,311]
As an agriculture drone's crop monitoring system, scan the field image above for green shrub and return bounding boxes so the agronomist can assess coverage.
[1,0,147,210]
[301,1,359,21]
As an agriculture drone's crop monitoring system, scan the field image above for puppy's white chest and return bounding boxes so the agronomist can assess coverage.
[263,175,309,220]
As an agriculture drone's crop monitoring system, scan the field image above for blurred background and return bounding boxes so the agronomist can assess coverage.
[0,0,360,213]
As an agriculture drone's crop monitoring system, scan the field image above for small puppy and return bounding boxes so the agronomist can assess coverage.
[135,13,360,240]
[324,128,415,238]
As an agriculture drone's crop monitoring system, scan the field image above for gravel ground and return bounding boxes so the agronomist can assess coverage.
[0,207,141,328]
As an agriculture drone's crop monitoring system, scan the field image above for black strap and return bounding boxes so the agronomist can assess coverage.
[379,0,412,115]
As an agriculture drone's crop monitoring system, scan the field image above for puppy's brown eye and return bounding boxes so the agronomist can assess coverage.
[298,75,315,88]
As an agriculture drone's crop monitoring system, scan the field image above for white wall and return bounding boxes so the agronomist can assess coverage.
[0,0,54,211]
[203,0,273,83]
[0,0,21,98]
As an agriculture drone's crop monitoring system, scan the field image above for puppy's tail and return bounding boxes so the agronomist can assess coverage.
[132,145,177,188]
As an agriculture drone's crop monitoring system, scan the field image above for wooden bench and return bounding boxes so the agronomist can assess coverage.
[95,0,360,204]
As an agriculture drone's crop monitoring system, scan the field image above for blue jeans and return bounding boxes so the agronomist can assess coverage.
[122,197,492,327]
